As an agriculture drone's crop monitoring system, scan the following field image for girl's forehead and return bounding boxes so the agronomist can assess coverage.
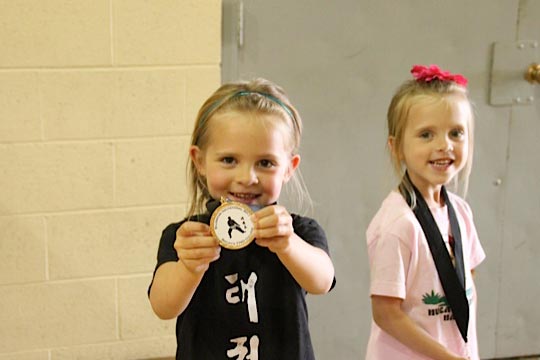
[407,96,471,125]
[212,109,282,122]
[205,111,293,150]
[211,110,257,125]
[210,111,289,135]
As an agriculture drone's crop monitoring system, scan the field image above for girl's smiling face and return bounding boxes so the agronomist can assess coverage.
[190,111,300,206]
[396,96,471,205]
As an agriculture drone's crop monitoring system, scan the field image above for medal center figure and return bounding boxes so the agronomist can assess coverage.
[211,199,256,250]
[148,78,335,360]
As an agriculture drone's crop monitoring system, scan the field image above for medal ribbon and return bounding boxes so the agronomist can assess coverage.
[407,183,469,342]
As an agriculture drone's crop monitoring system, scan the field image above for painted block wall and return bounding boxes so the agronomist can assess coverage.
[0,1,221,359]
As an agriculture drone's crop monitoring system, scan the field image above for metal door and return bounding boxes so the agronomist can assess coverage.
[487,0,540,357]
[222,1,539,358]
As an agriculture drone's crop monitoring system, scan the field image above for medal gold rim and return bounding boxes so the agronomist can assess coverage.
[210,200,255,250]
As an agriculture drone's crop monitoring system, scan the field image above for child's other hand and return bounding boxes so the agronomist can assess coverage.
[175,221,221,274]
[252,205,294,253]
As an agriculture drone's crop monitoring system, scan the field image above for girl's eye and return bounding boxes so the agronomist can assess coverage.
[258,159,274,168]
[221,157,236,165]
[419,131,432,140]
[450,129,465,139]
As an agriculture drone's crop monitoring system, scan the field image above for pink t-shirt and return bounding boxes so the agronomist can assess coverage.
[366,191,486,360]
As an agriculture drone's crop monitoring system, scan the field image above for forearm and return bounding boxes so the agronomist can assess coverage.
[372,296,465,360]
[276,234,334,294]
[149,261,204,319]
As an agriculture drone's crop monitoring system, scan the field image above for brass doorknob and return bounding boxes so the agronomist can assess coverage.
[525,63,540,84]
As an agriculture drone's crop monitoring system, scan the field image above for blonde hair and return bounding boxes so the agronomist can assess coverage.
[187,78,311,217]
[387,79,475,207]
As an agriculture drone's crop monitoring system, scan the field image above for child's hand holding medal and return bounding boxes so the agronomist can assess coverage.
[175,221,220,274]
[210,197,296,253]
[251,204,296,253]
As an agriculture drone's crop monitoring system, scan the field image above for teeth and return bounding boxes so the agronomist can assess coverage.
[232,192,257,199]
[432,160,451,165]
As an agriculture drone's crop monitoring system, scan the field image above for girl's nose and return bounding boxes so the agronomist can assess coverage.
[437,136,453,152]
[237,165,259,185]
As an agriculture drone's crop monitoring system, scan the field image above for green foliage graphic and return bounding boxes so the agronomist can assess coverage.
[422,290,448,306]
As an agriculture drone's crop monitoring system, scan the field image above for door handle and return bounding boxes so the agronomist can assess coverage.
[525,63,540,84]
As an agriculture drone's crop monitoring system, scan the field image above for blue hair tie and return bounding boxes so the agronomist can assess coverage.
[233,91,295,120]
[198,90,295,128]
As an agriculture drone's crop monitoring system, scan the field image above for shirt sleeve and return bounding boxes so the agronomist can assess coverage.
[369,230,410,299]
[156,221,182,266]
[462,202,486,270]
[452,195,486,270]
[292,214,336,290]
[291,214,330,253]
[147,221,183,297]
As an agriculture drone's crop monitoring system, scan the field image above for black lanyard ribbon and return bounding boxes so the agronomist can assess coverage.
[407,184,469,342]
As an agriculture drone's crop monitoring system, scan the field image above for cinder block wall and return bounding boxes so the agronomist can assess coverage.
[0,1,221,359]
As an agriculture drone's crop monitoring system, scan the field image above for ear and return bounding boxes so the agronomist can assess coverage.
[189,145,206,176]
[284,154,301,183]
[387,136,401,160]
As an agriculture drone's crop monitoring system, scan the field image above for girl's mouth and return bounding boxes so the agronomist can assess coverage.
[430,159,453,169]
[229,192,261,203]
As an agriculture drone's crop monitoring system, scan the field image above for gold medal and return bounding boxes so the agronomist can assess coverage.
[210,198,256,250]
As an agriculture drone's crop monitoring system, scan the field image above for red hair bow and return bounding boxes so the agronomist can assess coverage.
[411,64,468,87]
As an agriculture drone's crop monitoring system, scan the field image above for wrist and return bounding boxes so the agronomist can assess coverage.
[274,233,300,257]
[176,259,205,279]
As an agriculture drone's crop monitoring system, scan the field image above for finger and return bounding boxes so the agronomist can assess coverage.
[254,207,291,226]
[255,215,292,234]
[178,221,211,237]
[177,222,216,249]
[175,233,219,250]
[255,238,268,248]
[179,246,221,261]
[255,238,286,253]
[182,251,221,273]
[252,205,275,217]
[252,204,286,220]
[255,223,291,239]
[253,213,279,229]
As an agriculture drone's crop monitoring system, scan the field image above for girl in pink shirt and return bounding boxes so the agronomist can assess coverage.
[366,65,485,360]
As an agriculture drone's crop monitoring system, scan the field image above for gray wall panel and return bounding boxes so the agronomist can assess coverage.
[222,1,538,358]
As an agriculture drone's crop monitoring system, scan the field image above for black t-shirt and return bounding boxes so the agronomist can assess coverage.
[149,202,334,360]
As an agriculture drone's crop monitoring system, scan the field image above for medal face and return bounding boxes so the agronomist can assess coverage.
[210,200,255,250]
